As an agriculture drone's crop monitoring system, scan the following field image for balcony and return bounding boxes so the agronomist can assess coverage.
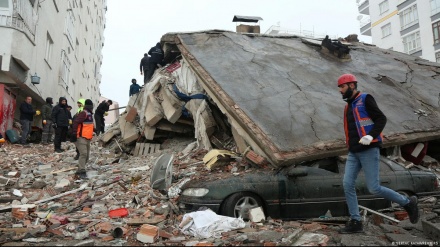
[0,14,35,42]
[358,0,370,15]
[360,18,372,36]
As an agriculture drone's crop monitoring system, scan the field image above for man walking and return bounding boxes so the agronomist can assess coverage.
[70,99,94,180]
[337,73,419,234]
[94,99,112,136]
[140,53,150,84]
[19,96,37,146]
[41,97,54,145]
[51,97,70,153]
[130,78,141,96]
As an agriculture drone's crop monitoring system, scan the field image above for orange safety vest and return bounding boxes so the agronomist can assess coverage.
[77,110,94,139]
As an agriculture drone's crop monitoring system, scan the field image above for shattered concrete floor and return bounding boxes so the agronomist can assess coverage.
[0,137,439,246]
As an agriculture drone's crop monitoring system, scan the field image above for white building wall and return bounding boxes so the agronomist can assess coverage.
[0,0,107,121]
[360,0,439,62]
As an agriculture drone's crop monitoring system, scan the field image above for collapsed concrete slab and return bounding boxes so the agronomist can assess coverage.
[158,30,440,166]
[102,30,440,167]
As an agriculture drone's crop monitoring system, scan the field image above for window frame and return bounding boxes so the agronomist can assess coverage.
[45,33,54,64]
[431,0,440,16]
[402,31,421,54]
[433,20,440,45]
[436,52,440,63]
[399,4,419,30]
[381,23,392,38]
[379,0,389,15]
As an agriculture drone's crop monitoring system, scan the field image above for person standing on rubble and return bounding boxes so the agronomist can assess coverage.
[140,53,150,84]
[19,96,38,146]
[72,99,85,160]
[70,99,94,180]
[94,99,112,136]
[145,42,164,83]
[41,97,54,145]
[337,73,419,234]
[51,97,70,153]
[130,78,141,96]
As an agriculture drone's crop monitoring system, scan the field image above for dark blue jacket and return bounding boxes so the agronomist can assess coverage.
[20,101,36,121]
[51,97,70,127]
[130,83,141,96]
[148,42,164,64]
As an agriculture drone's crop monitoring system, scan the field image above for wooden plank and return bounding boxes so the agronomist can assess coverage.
[133,143,141,156]
[138,143,145,157]
[143,143,151,155]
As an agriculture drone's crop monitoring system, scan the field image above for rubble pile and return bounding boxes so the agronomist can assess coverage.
[0,138,439,246]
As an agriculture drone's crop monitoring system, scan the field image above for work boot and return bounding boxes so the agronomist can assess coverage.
[404,196,419,224]
[55,148,63,153]
[338,219,363,234]
[74,171,88,180]
[74,153,80,160]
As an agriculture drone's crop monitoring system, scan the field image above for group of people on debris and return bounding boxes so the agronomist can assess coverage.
[129,42,165,97]
[18,96,112,179]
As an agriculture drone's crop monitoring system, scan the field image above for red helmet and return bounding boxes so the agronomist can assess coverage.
[337,74,357,86]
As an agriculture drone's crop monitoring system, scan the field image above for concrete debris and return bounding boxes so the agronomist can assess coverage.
[2,33,440,246]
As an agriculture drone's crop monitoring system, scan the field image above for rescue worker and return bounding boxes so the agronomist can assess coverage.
[337,73,419,234]
[140,53,150,84]
[72,99,85,160]
[51,97,69,153]
[130,78,141,96]
[41,97,54,145]
[94,99,112,136]
[70,99,94,180]
[19,96,38,146]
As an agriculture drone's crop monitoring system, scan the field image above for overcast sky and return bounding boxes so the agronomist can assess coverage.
[100,0,371,106]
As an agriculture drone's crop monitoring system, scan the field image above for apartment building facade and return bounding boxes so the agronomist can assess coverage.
[0,0,106,136]
[358,0,440,63]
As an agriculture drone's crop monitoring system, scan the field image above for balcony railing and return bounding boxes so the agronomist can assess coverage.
[0,14,35,42]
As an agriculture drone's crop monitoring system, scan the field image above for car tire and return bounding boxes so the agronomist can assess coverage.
[221,192,263,220]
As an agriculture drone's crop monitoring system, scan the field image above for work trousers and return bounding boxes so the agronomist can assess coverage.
[145,62,157,83]
[343,147,410,221]
[75,137,90,172]
[94,114,104,136]
[19,119,32,144]
[41,120,54,143]
[54,126,68,150]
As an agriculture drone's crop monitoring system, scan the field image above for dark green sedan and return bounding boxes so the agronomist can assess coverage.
[178,156,439,220]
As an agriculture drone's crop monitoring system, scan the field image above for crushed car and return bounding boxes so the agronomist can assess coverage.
[178,155,440,220]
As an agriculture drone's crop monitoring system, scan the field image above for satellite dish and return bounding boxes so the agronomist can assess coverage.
[357,15,364,21]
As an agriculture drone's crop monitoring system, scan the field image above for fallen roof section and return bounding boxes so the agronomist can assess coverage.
[162,30,440,166]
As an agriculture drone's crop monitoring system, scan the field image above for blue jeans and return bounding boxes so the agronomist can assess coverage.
[343,147,410,221]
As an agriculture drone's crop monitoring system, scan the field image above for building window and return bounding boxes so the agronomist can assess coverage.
[379,0,389,15]
[381,23,392,38]
[61,50,71,86]
[65,1,76,46]
[399,5,418,30]
[75,39,79,60]
[434,21,440,44]
[0,0,10,8]
[402,31,421,54]
[45,33,54,63]
[432,0,440,16]
[436,52,440,63]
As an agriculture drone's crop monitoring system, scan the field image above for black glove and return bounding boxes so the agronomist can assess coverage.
[70,135,77,143]
[52,123,57,129]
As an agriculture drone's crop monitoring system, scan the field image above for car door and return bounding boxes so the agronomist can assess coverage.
[282,165,346,219]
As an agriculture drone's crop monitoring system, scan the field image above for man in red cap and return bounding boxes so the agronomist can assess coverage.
[337,73,419,234]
